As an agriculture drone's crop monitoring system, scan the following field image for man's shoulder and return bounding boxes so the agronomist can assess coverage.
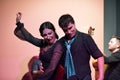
[76,31,90,39]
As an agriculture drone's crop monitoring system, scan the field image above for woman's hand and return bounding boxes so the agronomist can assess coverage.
[16,12,22,23]
[39,63,44,74]
[32,64,44,80]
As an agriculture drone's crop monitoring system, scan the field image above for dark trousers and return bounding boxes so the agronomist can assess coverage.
[68,74,91,80]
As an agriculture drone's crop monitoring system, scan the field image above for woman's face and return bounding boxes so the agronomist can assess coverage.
[42,28,56,44]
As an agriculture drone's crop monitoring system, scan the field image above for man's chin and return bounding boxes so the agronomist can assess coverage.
[108,49,114,52]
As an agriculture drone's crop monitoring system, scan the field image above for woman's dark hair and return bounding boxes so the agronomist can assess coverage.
[39,21,59,39]
[58,14,75,28]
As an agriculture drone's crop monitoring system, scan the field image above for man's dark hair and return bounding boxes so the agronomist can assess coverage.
[58,14,75,28]
[112,35,120,42]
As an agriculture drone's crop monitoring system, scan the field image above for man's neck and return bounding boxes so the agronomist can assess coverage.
[111,49,120,53]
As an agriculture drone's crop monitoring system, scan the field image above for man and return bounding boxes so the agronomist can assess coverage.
[104,36,120,80]
[58,14,104,80]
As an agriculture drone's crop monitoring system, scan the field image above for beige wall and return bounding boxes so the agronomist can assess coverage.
[0,0,103,80]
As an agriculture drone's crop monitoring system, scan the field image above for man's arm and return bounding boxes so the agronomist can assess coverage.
[97,56,104,80]
[104,52,120,64]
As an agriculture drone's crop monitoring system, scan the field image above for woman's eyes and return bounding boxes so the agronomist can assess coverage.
[43,32,52,37]
[48,32,52,35]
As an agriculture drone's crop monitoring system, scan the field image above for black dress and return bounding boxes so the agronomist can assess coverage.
[14,22,65,80]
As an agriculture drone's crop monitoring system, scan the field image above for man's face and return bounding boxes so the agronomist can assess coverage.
[62,23,76,39]
[108,38,120,52]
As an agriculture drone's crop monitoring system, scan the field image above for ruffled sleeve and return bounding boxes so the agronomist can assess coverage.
[14,22,44,47]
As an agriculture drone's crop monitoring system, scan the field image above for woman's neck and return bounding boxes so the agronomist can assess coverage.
[48,38,58,45]
[54,38,58,43]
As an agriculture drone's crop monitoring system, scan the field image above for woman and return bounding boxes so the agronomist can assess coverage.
[15,12,64,80]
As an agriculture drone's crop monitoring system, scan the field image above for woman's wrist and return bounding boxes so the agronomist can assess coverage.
[16,22,24,29]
